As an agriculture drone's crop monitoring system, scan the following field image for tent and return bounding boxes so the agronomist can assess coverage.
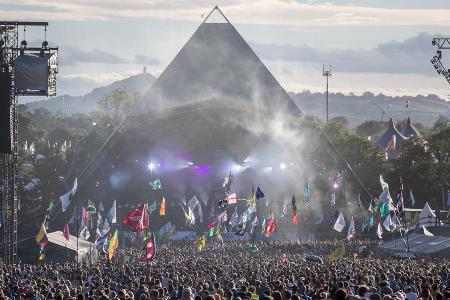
[131,6,300,117]
[401,117,421,138]
[373,118,408,157]
[418,202,438,227]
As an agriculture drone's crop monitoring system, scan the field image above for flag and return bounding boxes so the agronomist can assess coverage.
[264,219,276,237]
[196,235,206,251]
[423,225,434,236]
[314,214,324,225]
[35,222,48,248]
[144,232,156,261]
[409,190,416,207]
[223,172,233,193]
[218,210,228,223]
[109,200,117,224]
[291,194,298,224]
[304,183,311,206]
[208,224,220,237]
[38,248,46,261]
[281,202,288,218]
[347,216,356,241]
[328,241,345,262]
[87,200,96,214]
[249,216,259,234]
[333,212,346,232]
[379,202,390,218]
[260,218,266,235]
[368,200,373,213]
[148,201,157,215]
[150,179,162,190]
[159,197,166,216]
[396,176,404,214]
[377,222,383,239]
[330,192,336,206]
[79,227,90,240]
[188,196,203,223]
[226,193,237,204]
[180,204,190,221]
[229,207,239,227]
[187,206,196,226]
[60,177,78,212]
[46,201,55,213]
[234,223,246,236]
[358,194,363,209]
[383,214,396,232]
[63,224,70,241]
[255,186,265,200]
[291,211,299,224]
[447,191,450,206]
[122,203,149,232]
[362,214,373,232]
[159,222,175,238]
[379,175,394,210]
[108,229,119,260]
[248,186,256,208]
[98,219,110,237]
[98,201,105,212]
[387,135,396,152]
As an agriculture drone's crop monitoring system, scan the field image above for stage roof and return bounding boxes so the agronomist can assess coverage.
[379,233,450,255]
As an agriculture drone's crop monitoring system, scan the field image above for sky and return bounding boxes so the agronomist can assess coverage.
[3,0,450,100]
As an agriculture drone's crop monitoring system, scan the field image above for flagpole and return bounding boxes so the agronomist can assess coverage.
[75,191,79,277]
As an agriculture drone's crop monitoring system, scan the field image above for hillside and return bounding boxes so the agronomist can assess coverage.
[25,72,156,115]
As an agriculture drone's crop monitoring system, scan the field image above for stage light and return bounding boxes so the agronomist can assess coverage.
[148,162,155,170]
[333,183,339,189]
[279,163,286,170]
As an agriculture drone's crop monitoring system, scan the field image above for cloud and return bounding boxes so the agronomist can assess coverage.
[252,33,440,75]
[3,0,450,27]
[134,54,161,66]
[59,46,160,66]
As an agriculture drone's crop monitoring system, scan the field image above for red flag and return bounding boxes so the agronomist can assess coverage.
[63,224,70,241]
[144,233,156,261]
[291,211,298,224]
[264,219,277,237]
[122,203,149,232]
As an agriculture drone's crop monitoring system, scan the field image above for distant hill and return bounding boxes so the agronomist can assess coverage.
[25,72,156,115]
[290,91,450,127]
[25,72,449,127]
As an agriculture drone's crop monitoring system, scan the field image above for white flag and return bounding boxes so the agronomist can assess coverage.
[60,177,78,212]
[188,196,203,223]
[98,201,105,212]
[109,200,117,224]
[423,225,434,236]
[383,214,396,232]
[230,207,239,227]
[379,175,394,210]
[409,190,415,206]
[226,193,237,204]
[347,216,356,241]
[333,212,346,232]
[377,222,383,239]
[148,201,157,215]
[188,206,196,225]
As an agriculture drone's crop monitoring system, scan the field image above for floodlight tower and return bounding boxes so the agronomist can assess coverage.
[431,38,450,85]
[322,65,332,123]
[0,21,58,264]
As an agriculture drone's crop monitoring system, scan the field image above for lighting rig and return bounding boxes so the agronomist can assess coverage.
[0,21,58,264]
[431,38,450,85]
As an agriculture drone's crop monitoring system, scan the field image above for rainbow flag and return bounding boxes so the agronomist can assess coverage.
[35,222,48,248]
[108,229,119,260]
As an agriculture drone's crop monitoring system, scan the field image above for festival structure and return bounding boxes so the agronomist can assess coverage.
[373,118,408,157]
[401,117,421,138]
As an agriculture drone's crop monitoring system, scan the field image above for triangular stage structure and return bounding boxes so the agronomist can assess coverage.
[132,6,300,116]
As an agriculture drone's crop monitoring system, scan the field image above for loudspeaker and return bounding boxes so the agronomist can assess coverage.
[0,65,11,154]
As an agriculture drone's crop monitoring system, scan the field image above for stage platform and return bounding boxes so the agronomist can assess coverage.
[378,233,450,256]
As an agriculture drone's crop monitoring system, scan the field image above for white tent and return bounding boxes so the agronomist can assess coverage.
[418,202,437,227]
[47,231,97,264]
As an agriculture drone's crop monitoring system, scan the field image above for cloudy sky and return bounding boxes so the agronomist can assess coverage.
[4,0,450,100]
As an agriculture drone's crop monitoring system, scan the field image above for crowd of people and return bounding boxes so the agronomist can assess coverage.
[1,240,449,300]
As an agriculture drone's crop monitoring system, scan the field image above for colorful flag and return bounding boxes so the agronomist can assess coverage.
[208,224,220,237]
[249,216,259,234]
[330,192,336,206]
[87,200,96,214]
[379,175,394,210]
[304,182,311,206]
[255,186,265,200]
[148,201,157,215]
[226,193,237,204]
[377,222,383,239]
[46,201,55,213]
[264,219,276,237]
[383,214,396,232]
[180,204,190,221]
[248,185,256,208]
[109,200,117,224]
[63,224,70,241]
[409,190,416,207]
[229,207,239,227]
[379,202,390,218]
[291,194,298,224]
[281,201,288,218]
[108,229,119,260]
[159,197,166,216]
[196,235,206,251]
[291,211,299,225]
[35,222,48,248]
[218,210,228,223]
[144,232,156,261]
[347,216,356,241]
[122,203,149,232]
[60,177,78,212]
[150,179,162,190]
[333,212,346,232]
